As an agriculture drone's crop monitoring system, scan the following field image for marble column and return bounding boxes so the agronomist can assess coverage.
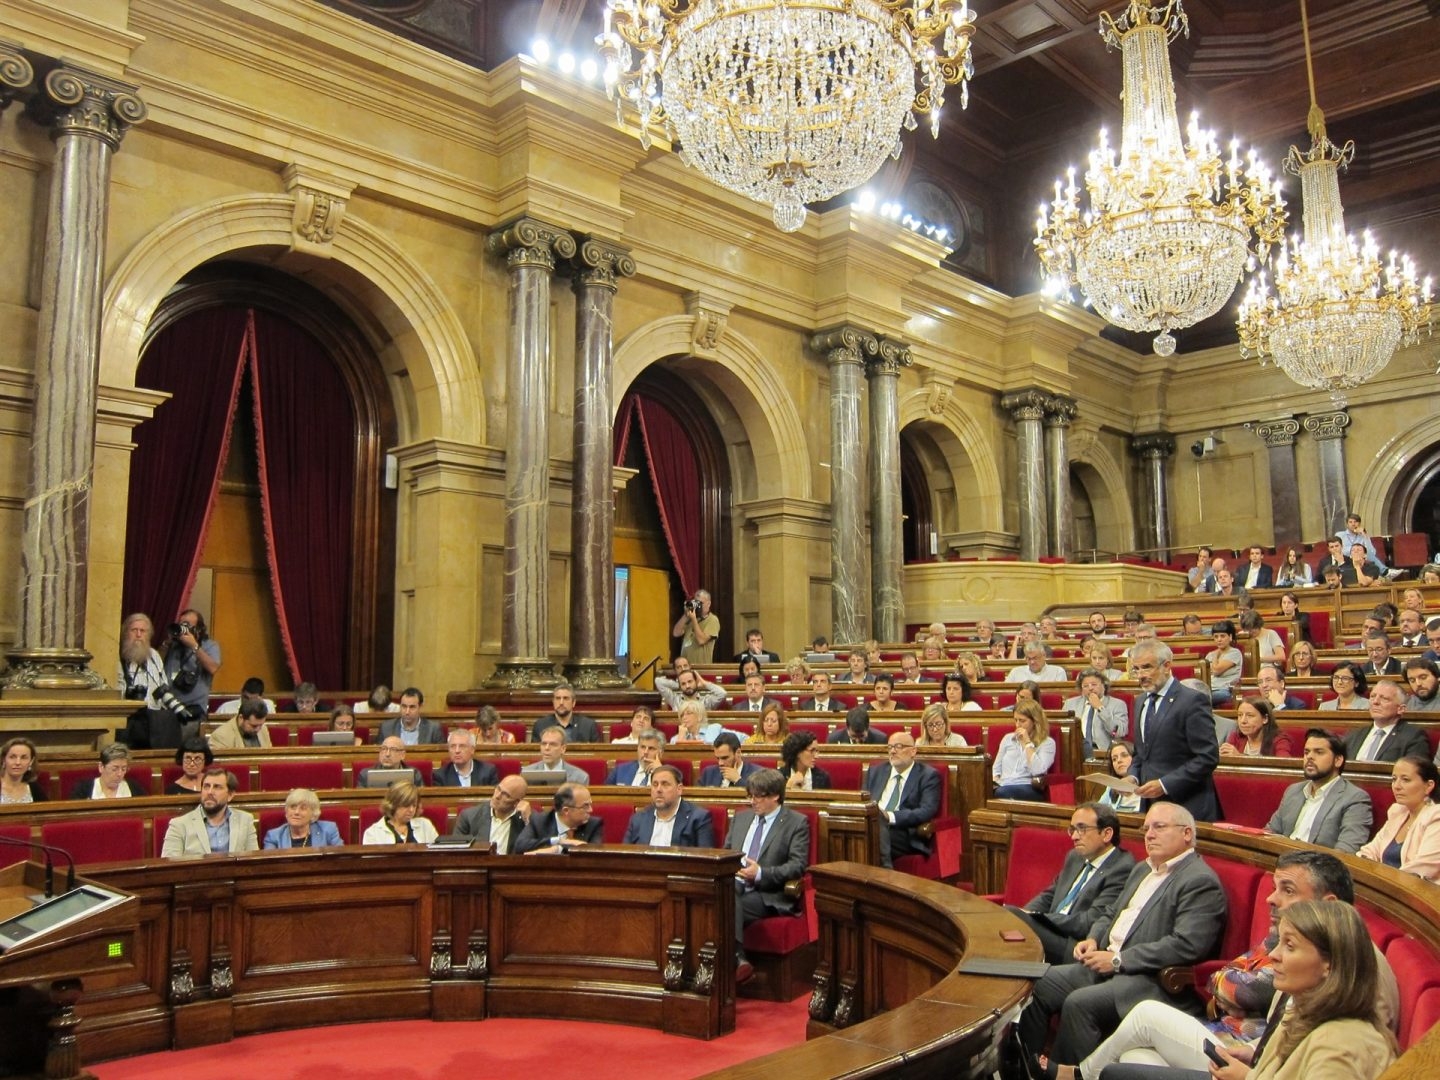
[866,339,911,643]
[563,238,635,689]
[811,325,878,645]
[4,64,145,692]
[1131,434,1176,560]
[1043,396,1078,559]
[1303,411,1351,539]
[1256,419,1303,547]
[1000,390,1051,563]
[484,218,576,689]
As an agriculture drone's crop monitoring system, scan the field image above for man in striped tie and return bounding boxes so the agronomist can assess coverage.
[1008,802,1135,964]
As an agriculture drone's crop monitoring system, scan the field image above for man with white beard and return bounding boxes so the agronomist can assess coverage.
[118,613,195,749]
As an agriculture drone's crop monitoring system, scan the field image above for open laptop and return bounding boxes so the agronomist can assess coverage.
[362,768,416,788]
[521,770,570,786]
[311,730,355,747]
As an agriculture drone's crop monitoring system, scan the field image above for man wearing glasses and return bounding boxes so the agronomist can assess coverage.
[1007,803,1135,964]
[862,733,941,868]
[724,769,810,984]
[1128,640,1220,822]
[1014,802,1227,1070]
[514,783,603,853]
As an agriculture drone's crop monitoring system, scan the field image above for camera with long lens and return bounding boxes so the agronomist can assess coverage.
[153,684,202,723]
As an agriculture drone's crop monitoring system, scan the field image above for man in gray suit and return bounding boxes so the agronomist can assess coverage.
[378,687,444,745]
[1008,802,1135,964]
[724,768,810,983]
[1264,728,1374,853]
[1130,641,1221,821]
[1015,802,1227,1065]
[161,767,259,857]
[451,775,531,852]
[521,727,591,785]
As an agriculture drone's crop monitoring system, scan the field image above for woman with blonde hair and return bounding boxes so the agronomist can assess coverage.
[952,651,988,685]
[991,700,1054,801]
[361,781,438,845]
[917,702,968,747]
[785,656,811,685]
[474,704,516,744]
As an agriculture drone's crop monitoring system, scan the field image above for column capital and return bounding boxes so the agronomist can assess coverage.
[25,63,145,150]
[0,42,35,110]
[810,324,879,368]
[1303,410,1351,441]
[1042,394,1078,427]
[572,236,636,291]
[1132,432,1176,458]
[486,216,577,272]
[866,338,912,379]
[1255,418,1301,448]
[1000,388,1050,422]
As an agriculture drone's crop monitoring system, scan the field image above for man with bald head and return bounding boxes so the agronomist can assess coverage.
[451,775,532,853]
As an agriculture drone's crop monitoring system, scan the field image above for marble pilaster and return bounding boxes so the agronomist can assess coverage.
[563,237,635,688]
[866,339,910,643]
[1303,411,1351,540]
[1043,396,1077,559]
[5,63,145,693]
[1255,419,1302,547]
[1131,434,1176,560]
[1000,390,1050,563]
[484,218,576,689]
[812,325,878,645]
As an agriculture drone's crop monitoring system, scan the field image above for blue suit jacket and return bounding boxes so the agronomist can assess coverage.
[696,760,760,788]
[863,761,942,852]
[623,799,716,848]
[1132,677,1221,821]
[262,819,344,849]
[604,760,653,786]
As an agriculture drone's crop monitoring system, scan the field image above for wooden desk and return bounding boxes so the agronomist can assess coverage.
[64,847,739,1064]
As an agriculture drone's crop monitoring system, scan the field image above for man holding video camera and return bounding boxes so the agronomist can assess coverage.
[672,588,720,666]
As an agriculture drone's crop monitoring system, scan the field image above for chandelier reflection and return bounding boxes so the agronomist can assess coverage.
[1236,0,1432,404]
[596,0,976,233]
[1034,0,1286,356]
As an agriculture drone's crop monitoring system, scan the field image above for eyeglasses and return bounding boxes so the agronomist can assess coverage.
[887,743,916,753]
[1332,675,1356,684]
[1066,824,1098,835]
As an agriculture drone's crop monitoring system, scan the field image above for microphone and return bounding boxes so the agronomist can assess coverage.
[0,834,78,898]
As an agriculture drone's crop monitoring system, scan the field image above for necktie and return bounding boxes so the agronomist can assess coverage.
[1140,693,1159,741]
[746,815,767,862]
[1083,704,1097,748]
[1056,862,1094,915]
[884,770,905,812]
[1359,727,1386,762]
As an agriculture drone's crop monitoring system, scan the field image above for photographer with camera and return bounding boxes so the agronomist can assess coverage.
[163,608,222,716]
[672,588,720,666]
[119,612,203,749]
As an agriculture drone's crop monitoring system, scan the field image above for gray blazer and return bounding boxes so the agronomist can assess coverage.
[1063,694,1130,752]
[1025,846,1136,941]
[451,802,524,852]
[1264,776,1373,854]
[723,805,810,915]
[161,806,259,858]
[377,716,445,744]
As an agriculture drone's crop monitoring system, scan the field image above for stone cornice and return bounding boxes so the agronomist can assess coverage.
[3,0,146,74]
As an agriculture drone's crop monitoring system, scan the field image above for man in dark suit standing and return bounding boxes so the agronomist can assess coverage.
[1007,802,1135,964]
[433,728,500,788]
[450,775,531,852]
[623,766,716,848]
[1342,679,1431,763]
[514,783,604,853]
[724,768,810,983]
[1015,802,1227,1066]
[697,732,761,788]
[1129,640,1220,822]
[863,732,941,867]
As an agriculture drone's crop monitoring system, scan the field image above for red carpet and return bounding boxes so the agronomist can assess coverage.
[92,995,811,1079]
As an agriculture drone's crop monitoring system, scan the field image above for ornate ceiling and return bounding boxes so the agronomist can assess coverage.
[324,0,1440,354]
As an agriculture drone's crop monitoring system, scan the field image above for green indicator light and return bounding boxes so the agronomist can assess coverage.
[107,941,124,958]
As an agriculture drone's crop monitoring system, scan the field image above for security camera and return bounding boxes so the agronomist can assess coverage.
[1190,441,1205,458]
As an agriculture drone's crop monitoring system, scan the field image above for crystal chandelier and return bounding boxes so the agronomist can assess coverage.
[1236,0,1432,403]
[1033,0,1286,356]
[596,0,976,233]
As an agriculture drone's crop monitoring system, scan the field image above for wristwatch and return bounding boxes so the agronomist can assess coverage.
[1110,953,1121,973]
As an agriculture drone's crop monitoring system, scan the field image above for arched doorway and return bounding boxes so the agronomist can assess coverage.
[615,366,735,662]
[1385,440,1440,559]
[124,263,398,690]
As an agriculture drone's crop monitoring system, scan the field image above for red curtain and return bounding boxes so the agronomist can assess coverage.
[122,307,249,632]
[249,309,356,689]
[627,395,703,597]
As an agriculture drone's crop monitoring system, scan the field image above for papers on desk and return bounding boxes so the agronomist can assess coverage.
[1078,772,1139,793]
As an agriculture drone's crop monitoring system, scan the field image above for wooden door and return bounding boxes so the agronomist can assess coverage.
[626,566,673,690]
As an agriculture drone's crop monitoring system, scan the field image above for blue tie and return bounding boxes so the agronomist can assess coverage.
[1056,862,1094,914]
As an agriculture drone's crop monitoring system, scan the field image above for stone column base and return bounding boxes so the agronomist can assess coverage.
[1,647,108,695]
[561,658,632,690]
[483,659,559,690]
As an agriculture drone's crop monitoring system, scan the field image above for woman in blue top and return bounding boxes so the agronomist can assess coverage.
[992,700,1056,801]
[263,788,344,849]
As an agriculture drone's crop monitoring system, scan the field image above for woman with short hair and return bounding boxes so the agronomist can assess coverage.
[167,738,213,795]
[264,788,344,849]
[361,781,438,845]
[779,730,832,791]
[68,743,148,799]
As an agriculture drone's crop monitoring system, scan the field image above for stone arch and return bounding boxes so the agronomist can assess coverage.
[612,317,812,502]
[1355,413,1440,533]
[1069,428,1137,554]
[897,388,1004,534]
[99,194,482,445]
